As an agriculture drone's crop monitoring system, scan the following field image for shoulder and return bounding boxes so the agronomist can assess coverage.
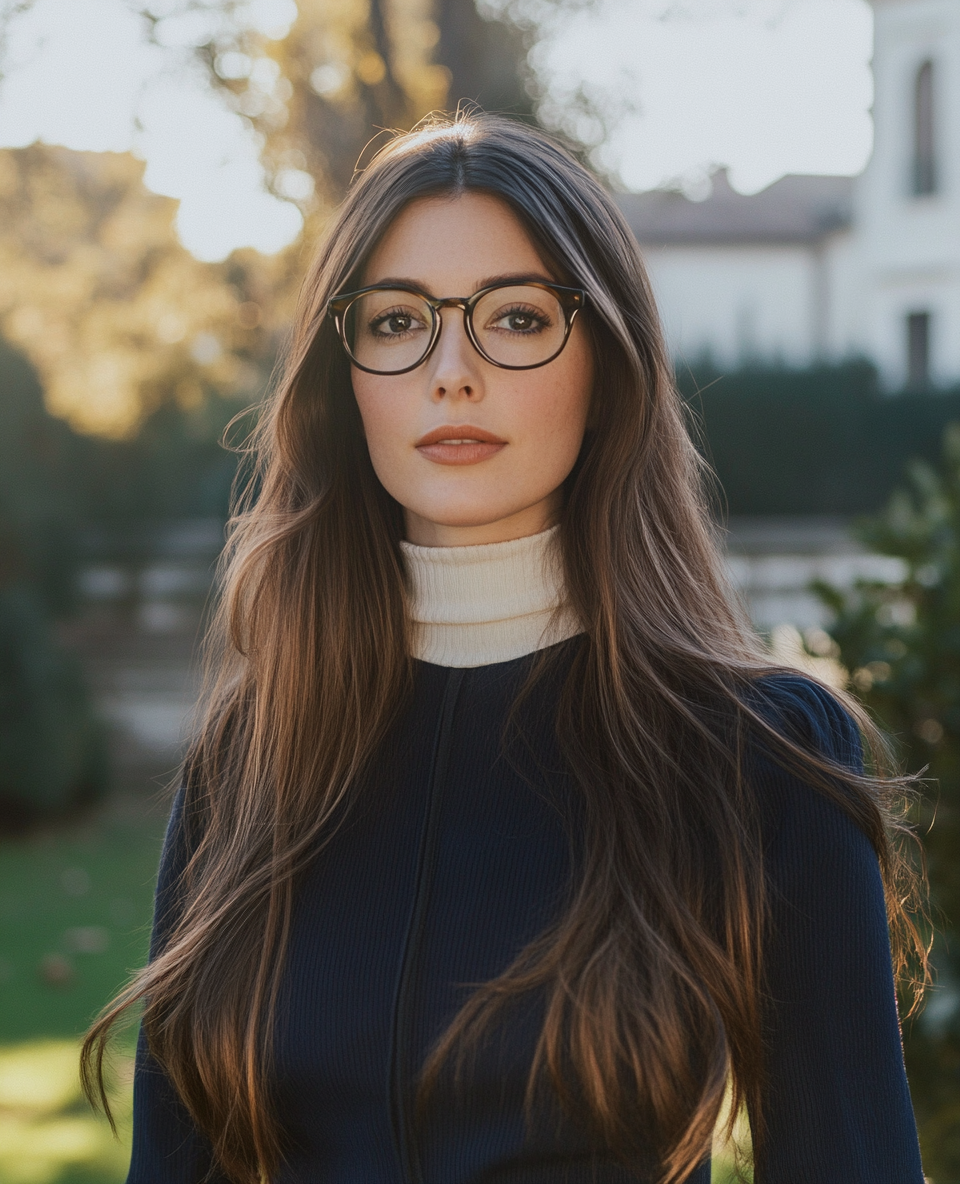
[740,673,873,852]
[746,672,863,775]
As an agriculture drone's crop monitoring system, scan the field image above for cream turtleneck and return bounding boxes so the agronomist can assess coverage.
[399,525,583,668]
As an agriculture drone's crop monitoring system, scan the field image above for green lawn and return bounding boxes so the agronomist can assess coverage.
[0,794,169,1183]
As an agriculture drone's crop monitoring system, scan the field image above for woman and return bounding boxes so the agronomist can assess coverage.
[84,114,926,1183]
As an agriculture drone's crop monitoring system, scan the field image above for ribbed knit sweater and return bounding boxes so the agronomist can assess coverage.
[127,535,924,1184]
[399,526,581,667]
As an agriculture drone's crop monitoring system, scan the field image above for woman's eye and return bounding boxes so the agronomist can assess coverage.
[369,309,425,337]
[489,305,550,334]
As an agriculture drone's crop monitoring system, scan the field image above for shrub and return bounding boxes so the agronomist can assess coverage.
[0,584,108,830]
[680,361,960,515]
[0,339,108,829]
[812,423,960,1179]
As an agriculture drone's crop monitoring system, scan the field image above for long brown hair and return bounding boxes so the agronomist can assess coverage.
[83,113,926,1182]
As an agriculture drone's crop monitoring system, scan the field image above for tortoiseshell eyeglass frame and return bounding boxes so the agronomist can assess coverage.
[326,280,587,375]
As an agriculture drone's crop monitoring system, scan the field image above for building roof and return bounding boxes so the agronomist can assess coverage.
[616,169,855,246]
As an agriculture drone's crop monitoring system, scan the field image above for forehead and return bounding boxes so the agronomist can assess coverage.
[361,192,550,291]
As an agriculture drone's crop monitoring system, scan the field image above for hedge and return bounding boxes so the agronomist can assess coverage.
[678,361,960,516]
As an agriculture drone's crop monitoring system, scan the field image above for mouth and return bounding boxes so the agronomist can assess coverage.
[415,425,507,466]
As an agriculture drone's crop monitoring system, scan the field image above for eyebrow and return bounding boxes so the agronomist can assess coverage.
[367,272,560,295]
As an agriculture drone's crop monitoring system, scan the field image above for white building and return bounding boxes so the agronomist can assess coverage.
[617,0,960,388]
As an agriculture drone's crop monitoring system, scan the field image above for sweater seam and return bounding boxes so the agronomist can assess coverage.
[387,666,464,1184]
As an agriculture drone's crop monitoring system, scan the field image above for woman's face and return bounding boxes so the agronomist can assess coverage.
[350,192,593,546]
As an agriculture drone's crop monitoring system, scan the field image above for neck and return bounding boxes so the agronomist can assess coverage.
[399,525,583,668]
[402,492,562,547]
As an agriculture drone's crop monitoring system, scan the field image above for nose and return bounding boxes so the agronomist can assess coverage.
[427,306,483,402]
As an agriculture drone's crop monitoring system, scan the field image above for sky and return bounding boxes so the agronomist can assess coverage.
[0,0,875,261]
[530,0,874,196]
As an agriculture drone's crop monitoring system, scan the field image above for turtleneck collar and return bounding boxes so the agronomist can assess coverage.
[399,525,584,668]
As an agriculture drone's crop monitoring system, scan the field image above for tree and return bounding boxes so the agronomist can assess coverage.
[813,424,960,1179]
[0,143,288,435]
[433,0,532,116]
[138,0,531,231]
[0,3,553,440]
[0,0,35,83]
[193,0,441,217]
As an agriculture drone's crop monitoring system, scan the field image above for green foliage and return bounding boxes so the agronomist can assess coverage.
[812,423,960,1180]
[680,361,960,515]
[0,331,249,826]
[0,339,109,828]
[0,337,83,615]
[0,586,108,828]
[67,392,248,538]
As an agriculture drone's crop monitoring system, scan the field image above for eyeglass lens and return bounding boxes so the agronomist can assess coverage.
[342,286,569,373]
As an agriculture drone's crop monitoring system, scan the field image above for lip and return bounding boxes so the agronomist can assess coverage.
[415,424,507,466]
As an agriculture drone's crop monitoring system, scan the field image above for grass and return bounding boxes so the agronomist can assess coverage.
[0,1039,133,1184]
[0,793,169,1183]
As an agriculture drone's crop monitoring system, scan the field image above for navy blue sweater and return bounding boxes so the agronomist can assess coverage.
[127,644,924,1182]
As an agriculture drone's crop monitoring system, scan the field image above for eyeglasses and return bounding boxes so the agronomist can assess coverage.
[327,280,586,375]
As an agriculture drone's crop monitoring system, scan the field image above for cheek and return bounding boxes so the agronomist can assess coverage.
[526,335,593,460]
[350,376,423,504]
[351,375,407,458]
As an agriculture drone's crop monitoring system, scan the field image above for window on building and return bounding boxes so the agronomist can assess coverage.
[913,59,936,196]
[906,311,931,388]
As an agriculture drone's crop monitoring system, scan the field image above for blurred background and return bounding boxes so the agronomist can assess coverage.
[0,0,958,1180]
